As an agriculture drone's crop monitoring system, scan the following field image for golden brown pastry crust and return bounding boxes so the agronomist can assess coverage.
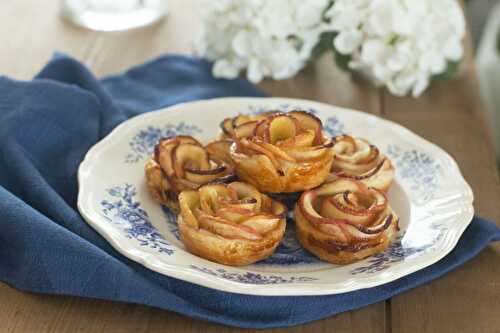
[177,182,287,266]
[144,135,235,212]
[227,111,334,193]
[328,135,395,193]
[294,179,398,264]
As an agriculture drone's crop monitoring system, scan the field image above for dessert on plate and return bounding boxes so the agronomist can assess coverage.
[294,178,399,264]
[328,135,395,192]
[227,111,334,193]
[144,110,398,266]
[145,135,235,212]
[177,182,287,266]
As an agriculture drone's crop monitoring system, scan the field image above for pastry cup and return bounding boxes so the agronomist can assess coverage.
[328,135,395,192]
[177,182,287,266]
[228,111,334,193]
[145,135,235,212]
[294,179,399,264]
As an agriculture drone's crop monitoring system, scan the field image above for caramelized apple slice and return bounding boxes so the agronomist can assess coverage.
[199,184,233,213]
[227,181,262,211]
[285,146,329,161]
[205,140,233,166]
[320,195,373,226]
[217,206,256,223]
[178,190,200,228]
[172,143,210,178]
[184,164,226,184]
[288,110,323,144]
[220,118,233,136]
[241,215,280,234]
[232,114,253,128]
[268,115,297,144]
[277,129,316,148]
[197,213,262,241]
[233,121,258,139]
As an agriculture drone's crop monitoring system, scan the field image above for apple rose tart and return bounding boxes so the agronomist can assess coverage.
[204,112,280,166]
[294,179,399,264]
[177,182,287,266]
[328,135,395,192]
[145,135,234,212]
[219,112,278,140]
[229,111,334,193]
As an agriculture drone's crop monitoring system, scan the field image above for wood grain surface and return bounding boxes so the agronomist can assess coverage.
[0,1,499,332]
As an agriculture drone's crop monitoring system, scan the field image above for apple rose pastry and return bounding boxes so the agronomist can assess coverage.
[230,111,334,193]
[205,112,280,165]
[177,182,287,266]
[219,112,278,140]
[145,135,234,212]
[294,179,399,264]
[328,135,395,192]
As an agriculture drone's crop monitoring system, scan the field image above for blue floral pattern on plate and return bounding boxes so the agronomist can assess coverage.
[125,122,201,163]
[323,116,345,137]
[386,144,441,204]
[350,223,447,274]
[101,184,174,255]
[189,266,317,284]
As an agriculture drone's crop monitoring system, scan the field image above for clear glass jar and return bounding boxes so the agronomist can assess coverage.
[61,0,168,31]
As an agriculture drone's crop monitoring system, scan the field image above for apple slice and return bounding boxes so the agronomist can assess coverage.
[241,215,280,234]
[184,163,226,184]
[178,190,200,228]
[233,121,258,139]
[268,115,297,144]
[314,178,369,197]
[332,135,357,154]
[217,206,256,223]
[320,193,374,226]
[253,119,270,141]
[205,140,233,166]
[288,110,323,144]
[277,129,316,148]
[257,140,295,162]
[198,184,232,214]
[227,181,262,211]
[240,138,281,168]
[285,146,329,161]
[232,115,253,128]
[198,213,262,240]
[220,118,234,136]
[172,143,210,178]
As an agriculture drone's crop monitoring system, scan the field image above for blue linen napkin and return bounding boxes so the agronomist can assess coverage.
[0,54,499,329]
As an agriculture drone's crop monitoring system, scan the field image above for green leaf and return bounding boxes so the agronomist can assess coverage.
[311,31,335,59]
[333,50,352,72]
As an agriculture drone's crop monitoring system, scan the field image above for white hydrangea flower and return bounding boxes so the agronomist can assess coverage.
[326,0,465,97]
[195,0,330,83]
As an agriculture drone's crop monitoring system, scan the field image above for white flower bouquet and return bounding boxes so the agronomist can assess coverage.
[195,0,466,97]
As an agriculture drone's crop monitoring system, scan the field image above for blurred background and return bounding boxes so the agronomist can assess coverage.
[468,0,500,163]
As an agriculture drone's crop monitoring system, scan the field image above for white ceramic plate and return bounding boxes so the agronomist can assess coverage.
[78,97,474,296]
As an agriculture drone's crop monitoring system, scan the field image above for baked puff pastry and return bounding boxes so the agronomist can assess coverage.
[205,112,280,166]
[294,179,398,264]
[229,111,334,193]
[328,135,395,192]
[145,135,235,212]
[177,182,287,266]
[219,112,278,140]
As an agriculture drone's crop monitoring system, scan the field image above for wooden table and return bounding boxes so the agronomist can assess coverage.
[1,1,500,332]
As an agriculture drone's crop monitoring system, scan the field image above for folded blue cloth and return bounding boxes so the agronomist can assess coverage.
[0,54,499,329]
